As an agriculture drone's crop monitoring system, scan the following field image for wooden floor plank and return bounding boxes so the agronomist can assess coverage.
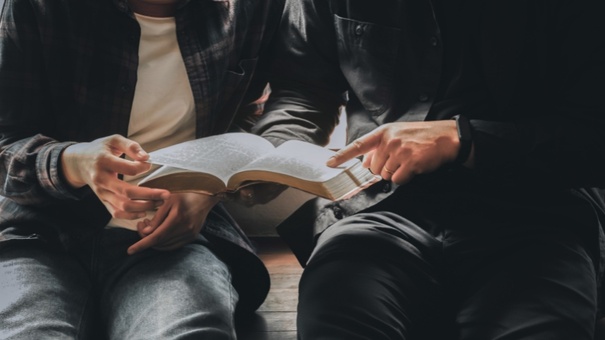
[238,237,302,340]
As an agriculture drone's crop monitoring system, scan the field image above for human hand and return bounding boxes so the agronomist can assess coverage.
[61,134,170,219]
[326,121,460,184]
[231,182,288,207]
[127,192,220,255]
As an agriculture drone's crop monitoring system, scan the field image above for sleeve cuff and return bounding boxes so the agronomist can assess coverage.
[35,141,91,200]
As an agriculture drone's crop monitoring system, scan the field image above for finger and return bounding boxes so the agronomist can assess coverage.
[128,235,158,255]
[97,183,166,218]
[380,159,400,182]
[122,185,170,201]
[133,202,169,239]
[102,199,147,220]
[369,148,390,176]
[103,182,168,209]
[151,236,191,251]
[390,165,415,185]
[150,223,200,251]
[326,132,382,167]
[128,221,171,255]
[106,135,150,162]
[120,198,164,214]
[148,202,171,231]
[90,167,163,220]
[104,156,152,177]
[137,219,152,236]
[110,201,158,218]
[128,205,181,254]
[128,222,185,255]
[107,184,165,209]
[362,150,376,169]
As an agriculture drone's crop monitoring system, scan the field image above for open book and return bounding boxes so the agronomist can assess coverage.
[138,133,381,201]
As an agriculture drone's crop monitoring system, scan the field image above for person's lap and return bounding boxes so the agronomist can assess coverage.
[99,232,238,340]
[448,225,597,340]
[0,246,97,339]
[297,210,597,340]
[0,228,238,340]
[298,211,448,339]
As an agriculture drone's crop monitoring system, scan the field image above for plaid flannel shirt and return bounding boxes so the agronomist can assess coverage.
[0,0,283,310]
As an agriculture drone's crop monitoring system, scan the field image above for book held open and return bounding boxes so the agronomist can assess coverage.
[138,133,381,201]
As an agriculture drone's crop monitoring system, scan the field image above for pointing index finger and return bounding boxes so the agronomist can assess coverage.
[326,133,379,167]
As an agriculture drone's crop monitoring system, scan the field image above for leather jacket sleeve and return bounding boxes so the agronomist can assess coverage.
[252,0,347,147]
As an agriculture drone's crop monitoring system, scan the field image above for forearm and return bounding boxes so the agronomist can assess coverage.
[253,0,347,147]
[0,134,84,205]
[254,84,344,147]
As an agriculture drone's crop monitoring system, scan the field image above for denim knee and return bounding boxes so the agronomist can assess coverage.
[101,243,239,340]
[0,246,96,340]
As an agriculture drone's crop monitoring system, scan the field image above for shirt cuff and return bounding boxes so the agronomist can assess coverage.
[35,141,90,200]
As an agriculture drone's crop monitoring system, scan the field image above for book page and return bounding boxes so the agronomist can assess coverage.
[237,140,358,183]
[146,133,275,183]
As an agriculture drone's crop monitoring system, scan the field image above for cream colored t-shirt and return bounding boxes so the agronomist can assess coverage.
[107,13,195,230]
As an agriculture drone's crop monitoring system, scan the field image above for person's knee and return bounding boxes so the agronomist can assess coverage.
[298,214,444,340]
[308,211,439,270]
[456,232,597,340]
[0,246,95,339]
[103,244,238,339]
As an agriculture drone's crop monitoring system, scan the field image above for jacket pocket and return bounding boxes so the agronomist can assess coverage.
[223,58,259,98]
[334,15,401,116]
[214,58,260,132]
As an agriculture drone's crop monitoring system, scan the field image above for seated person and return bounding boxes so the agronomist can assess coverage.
[0,0,283,338]
[256,0,605,339]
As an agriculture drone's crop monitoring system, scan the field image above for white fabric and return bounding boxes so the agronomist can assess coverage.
[107,13,196,230]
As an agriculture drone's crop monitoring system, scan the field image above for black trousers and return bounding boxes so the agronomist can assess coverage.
[296,183,598,340]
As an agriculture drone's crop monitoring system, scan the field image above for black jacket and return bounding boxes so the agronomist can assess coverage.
[255,0,605,296]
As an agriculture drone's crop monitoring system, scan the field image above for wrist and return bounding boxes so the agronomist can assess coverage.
[60,144,87,188]
[451,114,473,166]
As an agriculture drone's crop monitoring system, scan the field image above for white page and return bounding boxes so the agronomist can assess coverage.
[147,133,274,183]
[239,140,357,182]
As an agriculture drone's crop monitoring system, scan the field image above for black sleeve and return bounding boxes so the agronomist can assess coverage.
[252,0,347,147]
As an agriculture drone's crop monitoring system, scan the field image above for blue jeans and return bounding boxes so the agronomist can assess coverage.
[0,228,238,340]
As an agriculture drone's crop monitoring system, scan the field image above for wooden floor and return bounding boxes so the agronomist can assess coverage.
[237,237,303,340]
